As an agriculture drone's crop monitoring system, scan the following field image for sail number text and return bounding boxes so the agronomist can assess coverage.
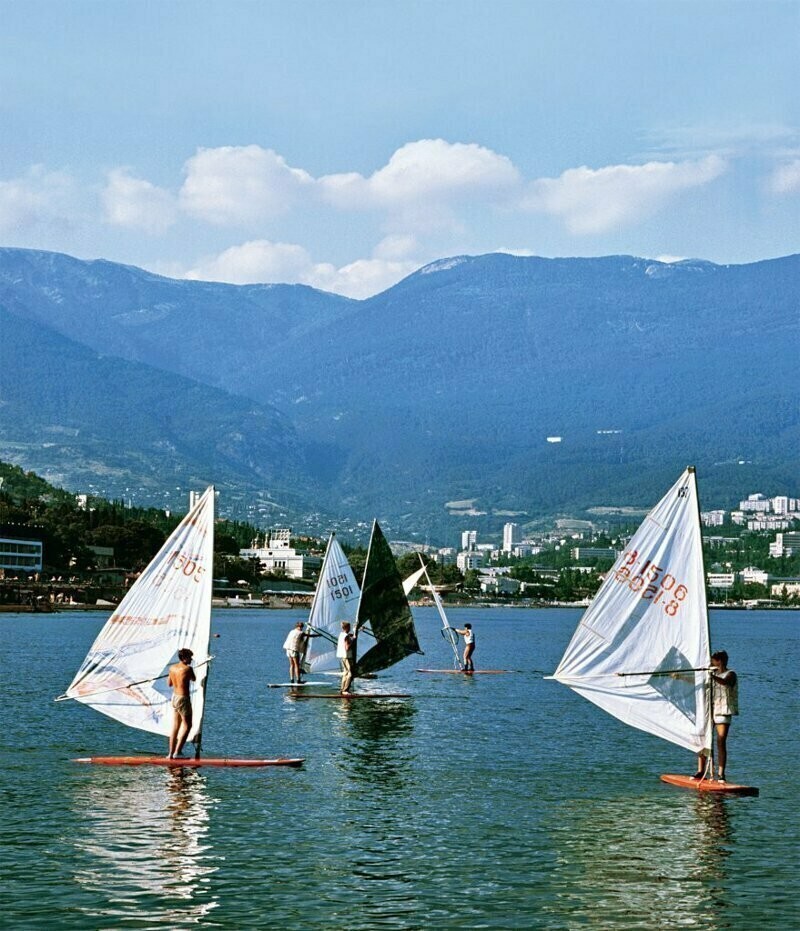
[326,573,354,601]
[170,550,206,583]
[615,551,688,617]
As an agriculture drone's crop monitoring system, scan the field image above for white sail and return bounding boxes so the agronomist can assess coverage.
[305,534,361,673]
[402,565,427,596]
[552,468,712,754]
[64,486,215,741]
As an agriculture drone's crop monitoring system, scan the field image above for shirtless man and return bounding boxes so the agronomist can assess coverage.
[454,623,475,672]
[337,621,356,694]
[167,648,196,759]
[694,650,738,782]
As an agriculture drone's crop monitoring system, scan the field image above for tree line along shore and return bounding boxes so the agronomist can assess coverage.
[1,462,798,612]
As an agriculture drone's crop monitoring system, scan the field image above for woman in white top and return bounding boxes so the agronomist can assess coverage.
[454,623,475,672]
[695,650,738,782]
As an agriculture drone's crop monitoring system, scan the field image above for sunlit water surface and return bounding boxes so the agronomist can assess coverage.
[1,607,797,929]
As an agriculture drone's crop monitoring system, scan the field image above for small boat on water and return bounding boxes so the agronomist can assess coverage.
[57,486,303,768]
[549,466,758,796]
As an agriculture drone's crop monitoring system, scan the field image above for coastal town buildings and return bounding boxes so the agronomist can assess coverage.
[0,536,43,573]
[239,529,321,580]
[502,522,521,552]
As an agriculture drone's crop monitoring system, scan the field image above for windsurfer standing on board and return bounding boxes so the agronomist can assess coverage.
[283,621,309,684]
[167,648,195,759]
[454,623,475,672]
[337,621,356,694]
[694,650,738,782]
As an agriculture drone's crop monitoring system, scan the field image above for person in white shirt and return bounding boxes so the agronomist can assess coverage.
[694,650,738,782]
[454,623,475,672]
[282,622,308,684]
[336,621,356,693]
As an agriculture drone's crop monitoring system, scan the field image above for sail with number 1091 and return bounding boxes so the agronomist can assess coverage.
[551,467,713,755]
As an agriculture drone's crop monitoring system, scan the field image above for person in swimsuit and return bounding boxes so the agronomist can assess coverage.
[454,623,475,671]
[167,648,196,759]
[694,650,738,781]
[337,621,356,694]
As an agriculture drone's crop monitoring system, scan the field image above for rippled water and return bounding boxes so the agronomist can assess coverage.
[1,607,797,929]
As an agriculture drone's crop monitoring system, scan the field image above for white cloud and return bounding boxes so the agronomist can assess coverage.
[319,139,520,211]
[179,145,313,226]
[184,239,315,284]
[313,257,419,298]
[103,169,176,233]
[523,156,726,234]
[768,159,800,194]
[179,238,419,299]
[372,234,419,260]
[0,166,78,234]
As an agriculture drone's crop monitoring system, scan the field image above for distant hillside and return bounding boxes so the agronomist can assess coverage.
[1,248,798,537]
[0,300,320,521]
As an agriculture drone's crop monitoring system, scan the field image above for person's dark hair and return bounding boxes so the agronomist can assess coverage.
[464,623,472,629]
[711,650,728,666]
[178,648,194,663]
[342,621,351,631]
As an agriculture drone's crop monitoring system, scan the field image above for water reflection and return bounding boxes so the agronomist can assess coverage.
[542,788,736,928]
[70,766,219,926]
[333,699,418,790]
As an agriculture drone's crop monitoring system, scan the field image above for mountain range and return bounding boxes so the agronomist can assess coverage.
[1,247,798,540]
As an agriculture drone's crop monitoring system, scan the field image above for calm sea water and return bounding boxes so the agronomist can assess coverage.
[0,607,797,930]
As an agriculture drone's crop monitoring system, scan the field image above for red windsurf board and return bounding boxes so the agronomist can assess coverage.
[660,774,758,796]
[74,756,304,768]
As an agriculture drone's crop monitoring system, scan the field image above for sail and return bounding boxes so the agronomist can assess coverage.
[402,564,427,596]
[305,534,361,673]
[552,468,711,754]
[355,521,423,676]
[419,557,462,669]
[64,486,215,740]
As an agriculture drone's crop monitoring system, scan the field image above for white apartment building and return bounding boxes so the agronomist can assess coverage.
[461,530,477,550]
[740,566,770,585]
[707,572,735,590]
[502,522,521,552]
[457,550,484,572]
[739,493,799,514]
[771,580,800,598]
[479,574,521,595]
[701,510,726,527]
[0,536,43,573]
[434,547,458,565]
[770,532,800,558]
[739,494,770,513]
[571,547,618,562]
[747,517,793,531]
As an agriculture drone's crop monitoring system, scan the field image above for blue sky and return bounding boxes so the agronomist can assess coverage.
[2,1,798,296]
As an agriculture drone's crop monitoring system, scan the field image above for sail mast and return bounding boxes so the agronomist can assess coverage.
[688,466,715,771]
[355,520,376,638]
[419,554,462,669]
[307,532,335,630]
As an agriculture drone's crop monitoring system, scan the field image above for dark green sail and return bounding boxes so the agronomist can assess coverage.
[355,521,423,676]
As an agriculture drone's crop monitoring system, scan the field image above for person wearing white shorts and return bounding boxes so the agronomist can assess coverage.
[695,650,738,781]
